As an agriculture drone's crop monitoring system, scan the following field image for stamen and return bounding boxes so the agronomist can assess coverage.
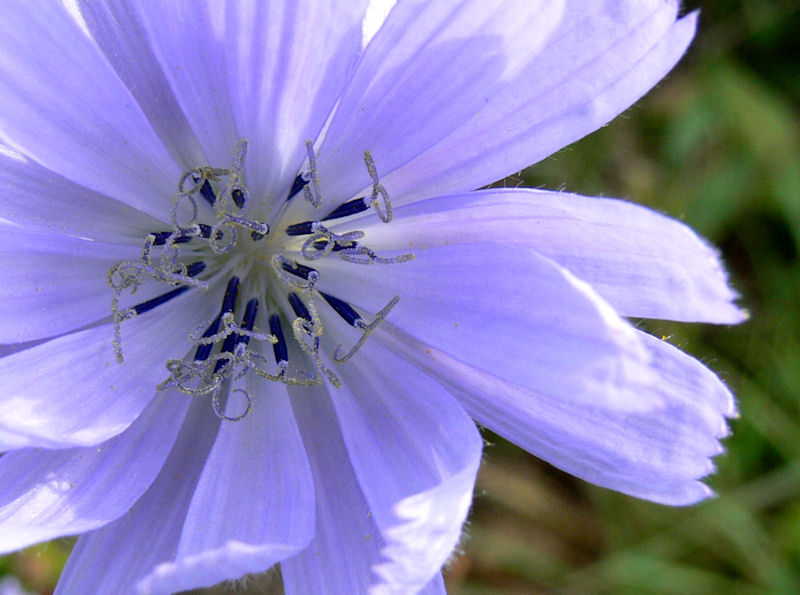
[288,292,311,322]
[113,140,408,412]
[364,150,392,223]
[300,224,364,260]
[222,213,269,236]
[198,178,216,205]
[334,295,400,363]
[158,359,214,394]
[207,223,237,254]
[315,240,351,252]
[212,387,253,422]
[287,291,341,388]
[194,277,239,362]
[127,261,206,316]
[284,220,316,236]
[214,322,241,373]
[150,231,193,246]
[281,260,318,281]
[169,140,269,249]
[227,309,273,345]
[232,310,319,387]
[239,298,259,343]
[193,313,224,362]
[272,255,319,290]
[161,293,277,409]
[269,314,288,366]
[287,173,308,201]
[284,197,370,236]
[213,296,256,375]
[198,223,216,239]
[169,190,200,230]
[324,196,370,221]
[214,298,259,374]
[221,276,241,315]
[178,168,204,195]
[231,138,248,175]
[231,187,246,209]
[320,292,362,327]
[111,260,207,363]
[181,168,225,207]
[148,224,218,247]
[184,261,207,278]
[302,140,322,208]
[337,244,415,265]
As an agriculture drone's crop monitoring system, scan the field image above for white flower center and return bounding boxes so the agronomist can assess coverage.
[109,140,411,420]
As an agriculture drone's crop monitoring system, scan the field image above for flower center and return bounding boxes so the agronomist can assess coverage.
[109,140,411,420]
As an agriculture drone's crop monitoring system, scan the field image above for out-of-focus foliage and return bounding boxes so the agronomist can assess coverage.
[2,1,798,593]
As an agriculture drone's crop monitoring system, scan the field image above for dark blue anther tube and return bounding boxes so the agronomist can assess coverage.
[150,231,193,246]
[286,173,308,201]
[320,292,362,327]
[194,276,239,362]
[132,286,190,316]
[284,221,315,236]
[129,261,206,315]
[238,298,259,347]
[194,313,222,362]
[281,260,318,280]
[199,179,216,205]
[269,314,288,365]
[221,277,240,314]
[288,292,311,322]
[322,197,369,221]
[231,188,245,209]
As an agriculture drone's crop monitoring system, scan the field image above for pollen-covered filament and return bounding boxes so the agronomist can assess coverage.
[108,140,410,420]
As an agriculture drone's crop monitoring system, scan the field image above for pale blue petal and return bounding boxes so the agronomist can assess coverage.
[282,382,387,594]
[379,324,734,505]
[355,189,746,323]
[284,369,473,593]
[224,0,369,201]
[0,227,141,343]
[310,0,565,214]
[77,1,206,170]
[0,281,223,449]
[384,2,697,205]
[314,242,658,412]
[55,397,221,595]
[0,0,180,219]
[139,369,315,593]
[129,1,239,169]
[323,337,480,592]
[0,147,163,244]
[0,388,188,553]
[123,0,370,200]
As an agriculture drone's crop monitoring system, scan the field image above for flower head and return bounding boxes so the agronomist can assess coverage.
[0,1,744,593]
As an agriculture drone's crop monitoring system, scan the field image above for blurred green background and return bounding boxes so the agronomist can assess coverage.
[2,1,799,593]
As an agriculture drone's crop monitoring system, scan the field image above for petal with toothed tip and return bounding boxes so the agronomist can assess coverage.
[376,323,734,505]
[352,188,746,324]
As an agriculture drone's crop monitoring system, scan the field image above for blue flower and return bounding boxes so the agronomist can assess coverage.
[0,1,744,593]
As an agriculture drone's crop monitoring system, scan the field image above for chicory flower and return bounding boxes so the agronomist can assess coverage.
[0,1,744,593]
